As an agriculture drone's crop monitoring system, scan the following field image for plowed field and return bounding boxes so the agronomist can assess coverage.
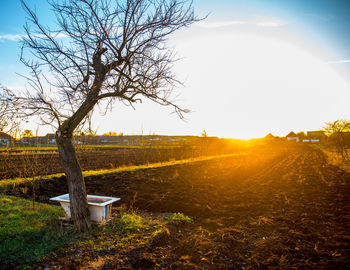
[0,147,193,179]
[7,143,350,269]
[0,140,240,179]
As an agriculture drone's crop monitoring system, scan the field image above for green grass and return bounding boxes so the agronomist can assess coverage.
[72,212,169,255]
[75,144,181,150]
[165,212,192,223]
[0,144,181,152]
[115,212,151,233]
[0,196,160,268]
[0,195,75,267]
[0,146,58,152]
[0,173,65,191]
[0,195,190,268]
[55,212,190,265]
[0,153,240,191]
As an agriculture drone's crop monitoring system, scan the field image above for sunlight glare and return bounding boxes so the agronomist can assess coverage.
[171,29,350,139]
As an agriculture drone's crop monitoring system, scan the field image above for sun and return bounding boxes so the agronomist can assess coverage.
[168,27,350,139]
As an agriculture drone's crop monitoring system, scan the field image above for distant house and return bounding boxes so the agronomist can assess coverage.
[265,133,275,140]
[19,133,57,146]
[99,135,124,144]
[286,131,299,142]
[73,134,100,145]
[19,136,36,146]
[99,136,110,144]
[45,133,56,145]
[306,131,327,143]
[0,132,14,146]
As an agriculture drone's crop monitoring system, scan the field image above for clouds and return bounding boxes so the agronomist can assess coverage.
[195,20,246,28]
[255,21,285,27]
[195,18,287,29]
[0,33,67,43]
[328,59,350,64]
[0,34,24,42]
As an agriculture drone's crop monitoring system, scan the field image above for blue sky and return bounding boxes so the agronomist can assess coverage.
[198,0,350,60]
[0,0,350,138]
[1,0,349,80]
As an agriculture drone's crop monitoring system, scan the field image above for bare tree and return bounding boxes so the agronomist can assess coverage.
[0,85,21,138]
[19,0,199,231]
[0,87,11,132]
[324,120,350,161]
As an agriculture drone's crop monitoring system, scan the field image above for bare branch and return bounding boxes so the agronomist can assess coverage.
[15,2,199,230]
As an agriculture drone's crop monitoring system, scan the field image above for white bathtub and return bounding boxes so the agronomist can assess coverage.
[50,193,120,222]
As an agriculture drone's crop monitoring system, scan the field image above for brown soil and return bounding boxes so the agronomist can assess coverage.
[0,147,193,179]
[6,143,350,269]
[0,140,240,179]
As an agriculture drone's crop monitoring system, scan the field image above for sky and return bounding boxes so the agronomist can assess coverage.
[0,0,350,138]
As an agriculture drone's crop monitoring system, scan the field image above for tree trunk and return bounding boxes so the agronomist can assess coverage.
[56,131,91,231]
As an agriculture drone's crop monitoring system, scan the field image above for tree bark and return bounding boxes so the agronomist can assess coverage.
[56,131,90,231]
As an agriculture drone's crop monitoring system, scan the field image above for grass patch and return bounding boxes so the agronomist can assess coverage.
[165,212,192,223]
[0,195,75,268]
[74,144,181,150]
[0,200,190,268]
[0,146,58,152]
[115,212,151,233]
[72,212,168,255]
[0,144,180,152]
[0,197,167,268]
[0,153,240,191]
[0,173,65,191]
